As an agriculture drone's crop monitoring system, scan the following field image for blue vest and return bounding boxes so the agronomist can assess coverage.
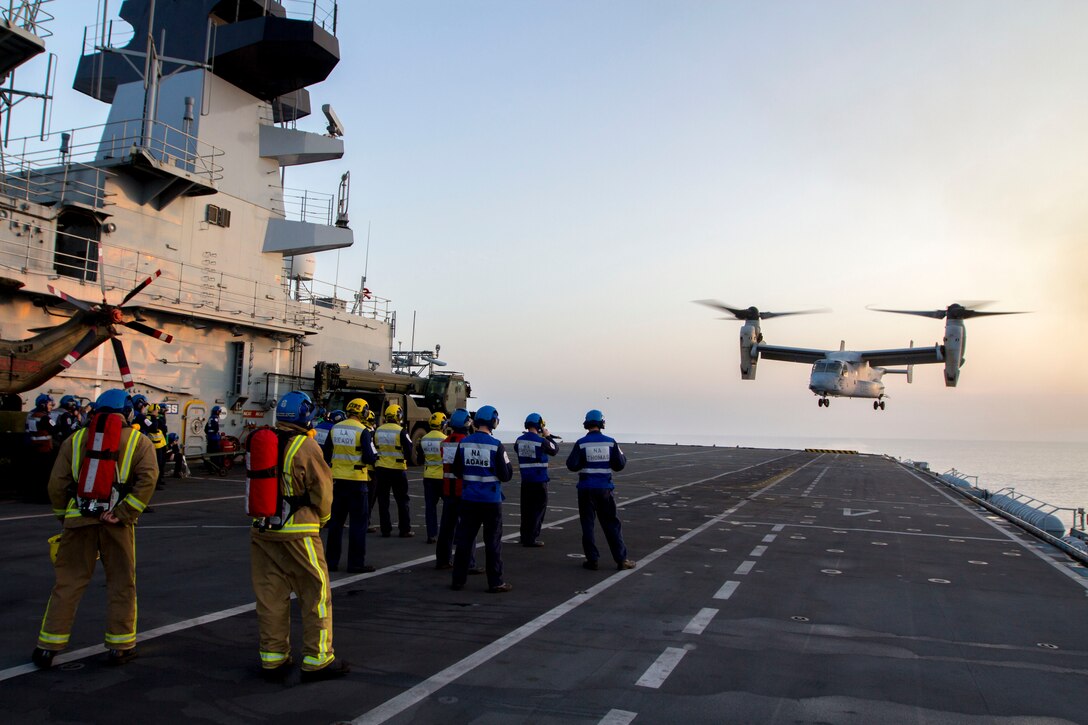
[515,432,551,484]
[313,419,335,447]
[460,431,506,503]
[570,431,621,489]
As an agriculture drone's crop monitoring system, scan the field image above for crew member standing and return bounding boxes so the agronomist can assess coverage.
[204,405,223,471]
[515,413,559,547]
[566,409,635,571]
[450,405,513,593]
[31,389,158,668]
[133,396,167,491]
[373,404,415,538]
[54,395,84,442]
[435,408,475,570]
[313,410,344,448]
[25,393,57,500]
[250,390,347,683]
[417,412,448,544]
[322,398,377,573]
[363,408,379,533]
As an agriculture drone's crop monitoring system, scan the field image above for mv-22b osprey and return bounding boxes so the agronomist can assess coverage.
[697,301,1023,410]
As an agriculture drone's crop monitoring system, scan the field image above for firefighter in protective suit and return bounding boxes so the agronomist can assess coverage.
[32,388,158,669]
[251,390,348,683]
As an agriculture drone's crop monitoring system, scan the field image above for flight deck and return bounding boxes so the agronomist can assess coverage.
[2,444,1086,724]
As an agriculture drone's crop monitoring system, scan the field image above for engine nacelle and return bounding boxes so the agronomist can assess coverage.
[943,319,965,387]
[739,322,760,380]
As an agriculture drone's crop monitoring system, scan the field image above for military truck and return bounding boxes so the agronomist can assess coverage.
[312,362,471,443]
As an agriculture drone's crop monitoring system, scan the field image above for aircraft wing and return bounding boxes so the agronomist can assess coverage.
[755,344,830,365]
[859,345,943,367]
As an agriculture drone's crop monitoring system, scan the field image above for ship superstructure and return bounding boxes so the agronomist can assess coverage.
[0,0,393,451]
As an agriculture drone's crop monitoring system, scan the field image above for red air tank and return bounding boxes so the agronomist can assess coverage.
[245,428,279,518]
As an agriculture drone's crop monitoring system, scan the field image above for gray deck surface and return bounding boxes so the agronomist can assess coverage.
[2,444,1086,724]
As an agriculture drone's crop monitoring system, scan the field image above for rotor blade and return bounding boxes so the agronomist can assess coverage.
[120,269,162,306]
[960,309,1028,319]
[47,285,94,312]
[110,335,134,389]
[693,299,752,318]
[759,308,831,319]
[867,306,947,320]
[59,329,99,369]
[98,246,108,303]
[124,319,174,343]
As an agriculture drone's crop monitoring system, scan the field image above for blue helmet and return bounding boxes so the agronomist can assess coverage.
[583,409,605,429]
[276,390,315,427]
[34,393,53,408]
[524,412,543,429]
[210,405,222,416]
[60,395,79,410]
[167,432,179,444]
[449,408,471,431]
[131,394,148,410]
[96,389,133,417]
[329,410,347,424]
[474,405,499,430]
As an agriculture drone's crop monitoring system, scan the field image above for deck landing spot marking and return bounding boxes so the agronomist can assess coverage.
[929,578,951,584]
[683,607,720,634]
[635,647,688,689]
[822,569,842,575]
[772,524,785,532]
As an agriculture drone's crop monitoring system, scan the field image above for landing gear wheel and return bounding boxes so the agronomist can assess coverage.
[874,401,879,410]
[879,401,885,410]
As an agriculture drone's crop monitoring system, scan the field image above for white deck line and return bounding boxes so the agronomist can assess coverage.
[682,607,720,634]
[713,581,740,600]
[734,560,755,575]
[599,709,638,724]
[635,647,688,689]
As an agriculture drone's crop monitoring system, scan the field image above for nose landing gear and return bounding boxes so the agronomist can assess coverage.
[818,397,829,408]
[873,400,886,411]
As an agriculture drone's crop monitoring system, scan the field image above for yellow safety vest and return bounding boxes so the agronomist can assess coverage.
[66,427,145,518]
[329,419,369,482]
[375,423,406,470]
[421,429,446,479]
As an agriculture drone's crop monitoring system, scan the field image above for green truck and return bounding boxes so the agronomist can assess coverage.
[312,362,471,444]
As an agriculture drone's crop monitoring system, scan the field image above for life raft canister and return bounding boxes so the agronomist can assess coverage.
[76,412,125,515]
[245,427,279,518]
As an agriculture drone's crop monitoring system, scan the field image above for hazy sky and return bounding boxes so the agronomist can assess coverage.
[27,1,1088,442]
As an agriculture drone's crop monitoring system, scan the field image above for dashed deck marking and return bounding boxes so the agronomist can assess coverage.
[713,581,740,600]
[683,607,719,634]
[750,545,767,557]
[600,709,638,724]
[734,560,755,575]
[635,647,688,689]
[762,534,777,543]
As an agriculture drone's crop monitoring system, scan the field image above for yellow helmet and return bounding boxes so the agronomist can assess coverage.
[383,404,402,423]
[346,398,369,416]
[429,412,447,430]
[364,410,375,426]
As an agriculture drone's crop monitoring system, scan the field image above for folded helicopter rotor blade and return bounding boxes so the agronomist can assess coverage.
[98,247,108,304]
[47,285,94,312]
[120,269,162,306]
[59,329,99,369]
[124,319,174,343]
[110,335,134,389]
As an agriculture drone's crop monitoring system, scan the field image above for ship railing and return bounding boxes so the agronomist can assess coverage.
[275,0,338,35]
[276,186,335,226]
[2,118,224,190]
[3,0,54,39]
[80,15,134,57]
[0,128,118,207]
[0,214,394,325]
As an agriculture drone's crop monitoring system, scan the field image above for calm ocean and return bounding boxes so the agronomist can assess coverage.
[538,432,1087,517]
